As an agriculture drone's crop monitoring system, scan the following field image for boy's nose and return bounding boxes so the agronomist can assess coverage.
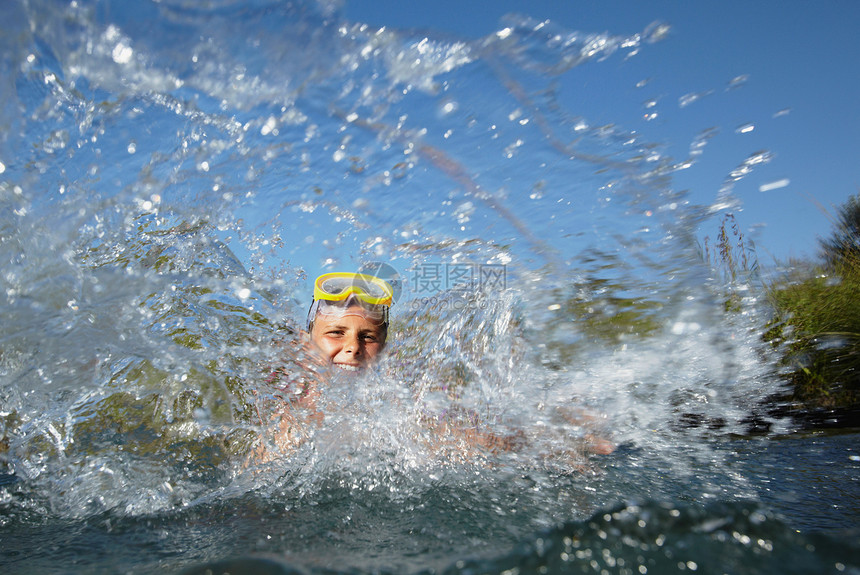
[343,335,361,354]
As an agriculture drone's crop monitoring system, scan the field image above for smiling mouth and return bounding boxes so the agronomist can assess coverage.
[334,363,361,372]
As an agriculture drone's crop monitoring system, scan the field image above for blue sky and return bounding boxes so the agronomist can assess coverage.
[342,0,860,264]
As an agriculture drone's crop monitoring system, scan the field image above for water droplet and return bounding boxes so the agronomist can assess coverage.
[644,21,671,43]
[759,178,790,192]
[112,43,133,64]
[260,116,277,135]
[440,100,458,115]
[727,74,749,90]
[679,91,713,108]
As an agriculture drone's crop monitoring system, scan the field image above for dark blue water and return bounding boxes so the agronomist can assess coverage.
[0,1,858,573]
[2,434,857,574]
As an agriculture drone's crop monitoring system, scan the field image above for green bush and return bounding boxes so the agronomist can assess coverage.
[763,193,860,409]
[765,265,860,408]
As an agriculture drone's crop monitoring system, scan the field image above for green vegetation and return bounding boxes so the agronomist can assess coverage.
[703,213,758,313]
[708,196,860,414]
[761,194,860,411]
[534,252,666,369]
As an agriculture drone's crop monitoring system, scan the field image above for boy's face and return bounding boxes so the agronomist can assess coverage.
[310,308,386,371]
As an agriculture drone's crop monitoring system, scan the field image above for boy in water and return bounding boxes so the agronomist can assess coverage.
[256,271,612,463]
[253,272,393,460]
[305,272,392,371]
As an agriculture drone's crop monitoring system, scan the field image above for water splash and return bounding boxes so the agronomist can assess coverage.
[1,1,854,573]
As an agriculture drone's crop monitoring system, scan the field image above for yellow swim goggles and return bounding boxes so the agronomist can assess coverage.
[308,272,394,329]
[313,272,394,306]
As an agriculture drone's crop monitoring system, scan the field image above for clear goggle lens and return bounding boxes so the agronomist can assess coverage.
[312,296,388,325]
[308,273,394,329]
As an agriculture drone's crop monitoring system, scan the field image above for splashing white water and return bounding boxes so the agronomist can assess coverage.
[0,0,791,522]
